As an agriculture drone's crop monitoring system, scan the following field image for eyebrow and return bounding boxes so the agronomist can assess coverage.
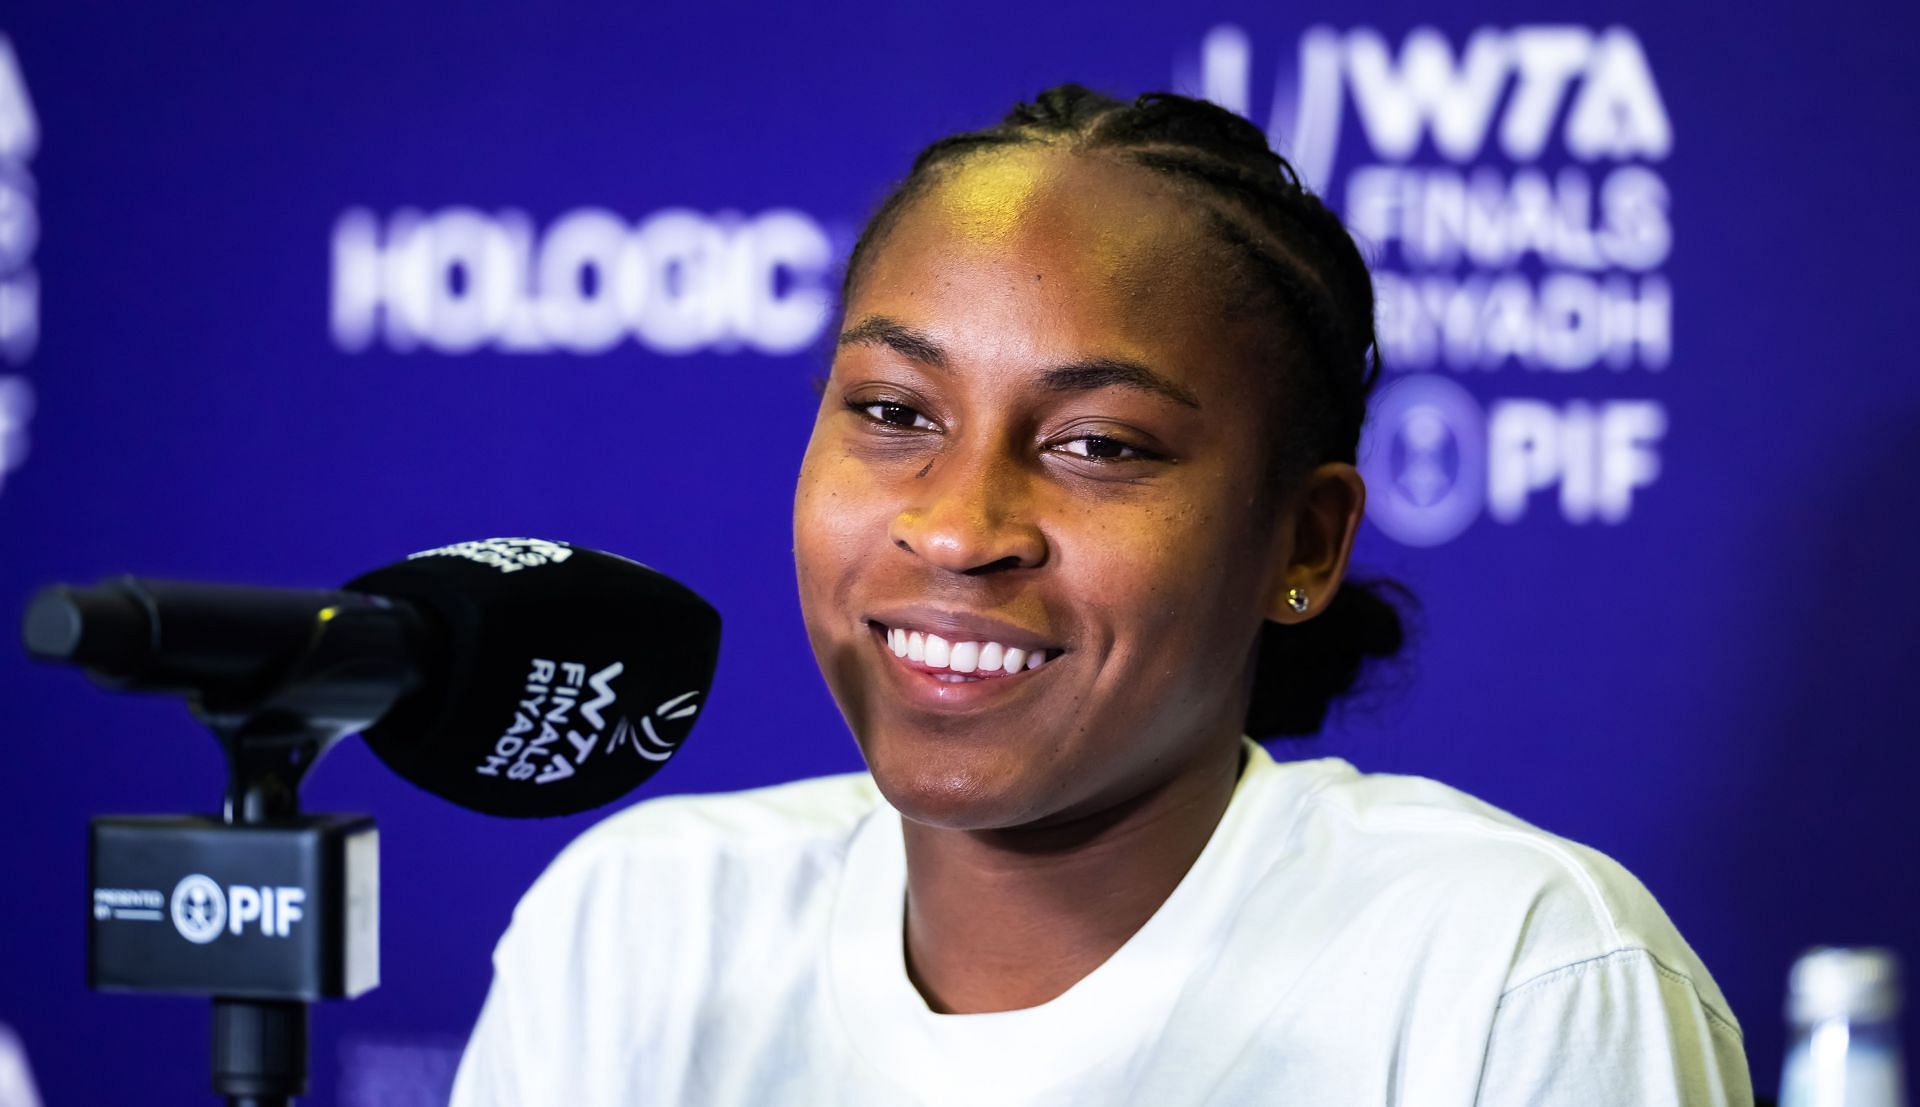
[837,315,1202,410]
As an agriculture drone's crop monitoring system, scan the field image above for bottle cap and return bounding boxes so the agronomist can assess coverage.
[1788,946,1902,1024]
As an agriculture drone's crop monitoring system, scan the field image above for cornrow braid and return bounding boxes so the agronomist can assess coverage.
[839,83,1413,739]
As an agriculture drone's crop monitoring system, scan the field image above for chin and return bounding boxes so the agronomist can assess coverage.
[858,730,1045,831]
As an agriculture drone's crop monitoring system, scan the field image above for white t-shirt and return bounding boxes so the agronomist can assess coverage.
[449,740,1753,1105]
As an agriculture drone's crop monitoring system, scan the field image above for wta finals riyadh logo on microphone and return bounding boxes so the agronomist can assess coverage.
[406,537,573,574]
[1178,23,1675,546]
[478,657,700,784]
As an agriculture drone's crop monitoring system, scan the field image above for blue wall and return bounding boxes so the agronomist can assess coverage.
[0,4,1914,1102]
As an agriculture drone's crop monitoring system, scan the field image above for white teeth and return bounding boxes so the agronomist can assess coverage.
[882,625,1058,675]
[949,640,979,673]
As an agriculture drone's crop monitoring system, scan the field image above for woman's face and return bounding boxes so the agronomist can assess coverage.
[794,148,1345,831]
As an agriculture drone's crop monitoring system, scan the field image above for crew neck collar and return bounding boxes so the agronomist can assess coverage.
[825,738,1349,1102]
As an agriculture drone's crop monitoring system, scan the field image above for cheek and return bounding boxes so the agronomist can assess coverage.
[793,433,886,609]
[1078,499,1265,673]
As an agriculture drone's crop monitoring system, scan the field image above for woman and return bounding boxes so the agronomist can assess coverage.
[451,86,1752,1105]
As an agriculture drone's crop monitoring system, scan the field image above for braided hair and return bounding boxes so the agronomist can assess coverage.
[839,83,1412,739]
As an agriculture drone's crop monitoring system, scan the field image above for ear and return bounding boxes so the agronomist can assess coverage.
[1263,462,1367,625]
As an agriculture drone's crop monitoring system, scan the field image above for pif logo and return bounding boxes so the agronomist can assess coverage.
[170,874,225,944]
[168,874,307,943]
[1361,374,1665,545]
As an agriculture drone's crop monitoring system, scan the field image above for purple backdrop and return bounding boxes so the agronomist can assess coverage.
[0,4,1914,1103]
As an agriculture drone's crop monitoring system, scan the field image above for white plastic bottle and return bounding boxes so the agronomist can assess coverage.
[1780,947,1907,1107]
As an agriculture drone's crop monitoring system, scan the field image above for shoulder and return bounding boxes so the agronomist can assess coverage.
[502,770,885,948]
[1265,749,1738,1033]
[453,774,886,1106]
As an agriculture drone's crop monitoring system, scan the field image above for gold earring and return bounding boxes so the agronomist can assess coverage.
[1285,587,1309,614]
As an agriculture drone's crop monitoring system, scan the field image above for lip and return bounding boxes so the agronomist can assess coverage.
[863,604,1064,654]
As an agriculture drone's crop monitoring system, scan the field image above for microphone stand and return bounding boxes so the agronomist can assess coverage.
[201,711,328,1107]
[187,600,412,1107]
[72,595,413,1105]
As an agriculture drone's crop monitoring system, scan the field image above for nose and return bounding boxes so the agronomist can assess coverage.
[888,441,1048,574]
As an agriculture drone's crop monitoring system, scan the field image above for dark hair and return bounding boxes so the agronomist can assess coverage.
[840,83,1412,738]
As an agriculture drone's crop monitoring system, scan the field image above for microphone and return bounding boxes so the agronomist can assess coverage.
[22,537,721,818]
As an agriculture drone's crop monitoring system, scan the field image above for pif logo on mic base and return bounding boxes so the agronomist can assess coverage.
[94,873,311,945]
[169,874,226,943]
[166,873,307,943]
[90,815,380,999]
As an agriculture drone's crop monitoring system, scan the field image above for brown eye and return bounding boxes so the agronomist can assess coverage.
[850,400,936,430]
[1060,435,1156,462]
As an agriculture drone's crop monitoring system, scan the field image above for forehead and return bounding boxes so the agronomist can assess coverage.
[847,149,1271,401]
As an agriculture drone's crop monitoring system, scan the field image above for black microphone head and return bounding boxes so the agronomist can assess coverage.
[345,538,720,818]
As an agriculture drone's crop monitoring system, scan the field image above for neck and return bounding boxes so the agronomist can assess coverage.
[899,738,1246,1014]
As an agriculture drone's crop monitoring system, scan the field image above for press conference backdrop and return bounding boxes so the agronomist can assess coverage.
[0,4,1913,1103]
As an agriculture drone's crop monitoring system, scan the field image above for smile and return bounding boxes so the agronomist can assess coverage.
[868,621,1063,684]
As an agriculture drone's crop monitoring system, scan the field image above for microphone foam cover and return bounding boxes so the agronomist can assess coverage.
[345,538,720,818]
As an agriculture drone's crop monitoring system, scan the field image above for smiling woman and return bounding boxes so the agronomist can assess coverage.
[450,86,1754,1106]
